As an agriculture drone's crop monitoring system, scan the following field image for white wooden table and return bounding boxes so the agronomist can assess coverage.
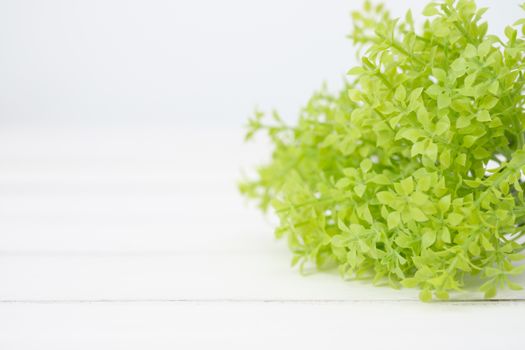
[1,126,524,349]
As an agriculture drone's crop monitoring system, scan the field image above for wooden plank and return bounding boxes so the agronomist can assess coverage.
[1,252,524,301]
[0,217,268,252]
[0,301,524,349]
[0,126,524,302]
[0,126,270,252]
[0,127,268,161]
[0,182,269,252]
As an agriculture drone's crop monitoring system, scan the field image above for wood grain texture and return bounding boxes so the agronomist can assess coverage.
[2,301,525,350]
[1,126,524,349]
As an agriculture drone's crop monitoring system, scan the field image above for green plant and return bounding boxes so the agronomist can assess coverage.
[240,0,525,301]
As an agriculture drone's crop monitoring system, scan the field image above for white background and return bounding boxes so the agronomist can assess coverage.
[0,1,524,349]
[0,0,522,127]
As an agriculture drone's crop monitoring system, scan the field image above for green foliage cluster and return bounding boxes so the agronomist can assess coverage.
[240,0,525,301]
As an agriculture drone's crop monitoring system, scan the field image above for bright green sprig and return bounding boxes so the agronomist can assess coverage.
[240,0,525,301]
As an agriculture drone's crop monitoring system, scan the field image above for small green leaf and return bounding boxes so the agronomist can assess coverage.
[478,41,492,58]
[369,174,391,185]
[377,191,396,205]
[432,68,446,82]
[509,265,525,276]
[347,66,366,75]
[468,242,480,256]
[395,85,407,102]
[348,89,362,102]
[441,227,451,243]
[481,236,495,251]
[400,177,414,194]
[508,254,525,261]
[354,184,366,197]
[488,80,499,95]
[405,9,414,27]
[485,267,501,277]
[438,195,451,213]
[508,281,523,291]
[410,207,428,222]
[451,58,467,74]
[456,115,471,129]
[435,116,450,135]
[422,229,436,248]
[419,289,432,302]
[422,3,439,16]
[464,44,477,58]
[425,142,438,162]
[387,211,401,230]
[411,141,426,157]
[426,84,443,98]
[437,93,451,109]
[336,178,351,189]
[484,286,497,299]
[480,95,499,110]
[476,110,491,122]
[440,149,451,168]
[435,290,449,300]
[447,213,463,226]
[401,277,419,288]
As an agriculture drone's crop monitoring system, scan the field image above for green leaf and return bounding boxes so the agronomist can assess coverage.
[437,93,451,109]
[422,3,439,16]
[387,211,401,230]
[508,254,525,261]
[480,236,494,251]
[484,286,497,299]
[401,277,419,288]
[447,213,463,226]
[425,142,438,162]
[360,159,373,173]
[405,10,414,27]
[400,177,414,194]
[347,66,366,75]
[441,227,451,243]
[438,195,451,213]
[419,289,432,302]
[464,44,477,58]
[488,81,499,95]
[354,184,367,197]
[508,265,525,276]
[435,116,450,135]
[369,174,392,185]
[426,84,443,98]
[456,115,471,129]
[451,58,467,74]
[411,141,426,157]
[439,149,451,168]
[348,89,362,102]
[476,110,491,122]
[336,178,351,189]
[508,281,523,291]
[395,85,407,102]
[432,68,446,82]
[396,128,424,142]
[410,207,428,222]
[377,191,396,205]
[416,106,431,129]
[422,229,436,248]
[435,290,449,300]
[478,41,492,58]
[479,95,499,110]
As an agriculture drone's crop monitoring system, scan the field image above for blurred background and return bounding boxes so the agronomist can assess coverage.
[1,0,522,128]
